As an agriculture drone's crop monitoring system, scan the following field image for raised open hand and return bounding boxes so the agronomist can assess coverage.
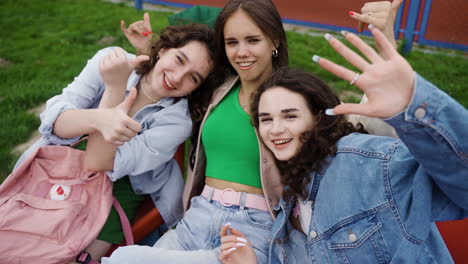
[96,87,142,146]
[121,12,153,55]
[349,0,403,49]
[218,224,257,264]
[314,25,415,118]
[99,47,149,92]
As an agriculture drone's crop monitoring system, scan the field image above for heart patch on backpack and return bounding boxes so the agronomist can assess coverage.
[49,184,71,200]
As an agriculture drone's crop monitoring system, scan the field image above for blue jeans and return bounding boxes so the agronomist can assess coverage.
[102,194,274,263]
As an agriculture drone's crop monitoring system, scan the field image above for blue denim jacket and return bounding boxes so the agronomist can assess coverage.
[269,74,468,264]
[14,47,190,227]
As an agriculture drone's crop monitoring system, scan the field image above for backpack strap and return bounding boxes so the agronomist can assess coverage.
[112,196,134,245]
[76,251,98,264]
[76,196,134,263]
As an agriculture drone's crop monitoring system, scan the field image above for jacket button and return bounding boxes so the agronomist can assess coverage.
[263,159,267,163]
[348,233,357,242]
[309,231,317,238]
[414,107,426,119]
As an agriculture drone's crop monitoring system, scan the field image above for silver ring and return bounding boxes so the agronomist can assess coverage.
[367,11,373,16]
[349,73,360,85]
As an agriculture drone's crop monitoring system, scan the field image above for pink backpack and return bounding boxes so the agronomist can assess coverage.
[0,145,131,264]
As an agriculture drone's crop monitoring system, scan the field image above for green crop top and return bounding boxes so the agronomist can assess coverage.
[202,83,262,189]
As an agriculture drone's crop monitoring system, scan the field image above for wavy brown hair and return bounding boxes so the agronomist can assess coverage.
[135,23,216,122]
[213,0,288,81]
[251,67,367,200]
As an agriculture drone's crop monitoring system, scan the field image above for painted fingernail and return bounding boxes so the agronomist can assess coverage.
[324,33,334,41]
[236,243,246,247]
[224,222,232,227]
[348,11,355,16]
[325,109,335,116]
[368,24,375,30]
[237,237,247,243]
[227,247,237,252]
[148,31,153,34]
[312,55,320,63]
[340,30,349,37]
[142,32,149,36]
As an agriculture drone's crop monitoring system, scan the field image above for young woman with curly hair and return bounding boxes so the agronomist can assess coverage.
[219,26,468,264]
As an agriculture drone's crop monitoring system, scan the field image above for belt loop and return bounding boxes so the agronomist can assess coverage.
[205,185,215,200]
[239,192,246,210]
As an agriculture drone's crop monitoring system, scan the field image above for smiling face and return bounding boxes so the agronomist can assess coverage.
[145,40,213,99]
[258,86,315,161]
[223,9,277,85]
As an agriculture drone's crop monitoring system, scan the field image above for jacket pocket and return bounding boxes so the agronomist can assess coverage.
[0,193,83,241]
[327,214,391,264]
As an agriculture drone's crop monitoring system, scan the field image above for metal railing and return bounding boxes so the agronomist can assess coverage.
[134,0,468,53]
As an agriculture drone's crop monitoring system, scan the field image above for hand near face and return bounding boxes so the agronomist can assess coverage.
[96,87,142,146]
[99,47,149,92]
[218,224,257,264]
[315,26,415,119]
[349,0,403,49]
[121,12,154,55]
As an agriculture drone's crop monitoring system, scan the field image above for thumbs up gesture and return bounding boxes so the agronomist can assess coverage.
[99,47,149,92]
[96,87,142,146]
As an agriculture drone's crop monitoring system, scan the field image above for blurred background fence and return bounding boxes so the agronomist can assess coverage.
[134,0,468,53]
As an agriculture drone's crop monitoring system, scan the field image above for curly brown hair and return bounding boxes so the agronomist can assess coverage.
[135,23,217,123]
[251,67,367,200]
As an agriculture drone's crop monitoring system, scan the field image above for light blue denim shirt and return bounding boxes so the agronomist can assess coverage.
[269,74,468,264]
[14,47,191,227]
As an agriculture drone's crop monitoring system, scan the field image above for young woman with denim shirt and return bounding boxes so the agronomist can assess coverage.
[13,24,215,263]
[218,27,468,263]
[103,1,404,263]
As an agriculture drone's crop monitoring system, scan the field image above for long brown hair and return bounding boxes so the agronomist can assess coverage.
[251,67,367,200]
[213,0,288,80]
[136,23,216,122]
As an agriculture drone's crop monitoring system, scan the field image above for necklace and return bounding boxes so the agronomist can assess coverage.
[238,86,251,113]
[137,80,158,103]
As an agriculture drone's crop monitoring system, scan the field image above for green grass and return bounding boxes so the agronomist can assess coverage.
[287,30,468,103]
[1,0,467,179]
[0,0,172,179]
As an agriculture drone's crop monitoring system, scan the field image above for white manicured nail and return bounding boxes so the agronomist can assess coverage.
[224,222,231,227]
[312,55,320,63]
[340,30,349,37]
[236,237,247,243]
[236,242,246,247]
[227,247,236,252]
[324,33,333,41]
[368,24,375,30]
[325,109,335,116]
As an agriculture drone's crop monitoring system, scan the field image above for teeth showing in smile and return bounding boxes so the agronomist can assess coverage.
[164,75,175,89]
[238,61,254,67]
[273,139,292,145]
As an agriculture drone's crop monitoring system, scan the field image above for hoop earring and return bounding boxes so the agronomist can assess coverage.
[272,49,278,58]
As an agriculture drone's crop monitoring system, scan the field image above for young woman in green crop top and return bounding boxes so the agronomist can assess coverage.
[104,2,288,263]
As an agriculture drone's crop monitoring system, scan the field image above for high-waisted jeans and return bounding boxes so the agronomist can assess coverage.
[102,192,274,264]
